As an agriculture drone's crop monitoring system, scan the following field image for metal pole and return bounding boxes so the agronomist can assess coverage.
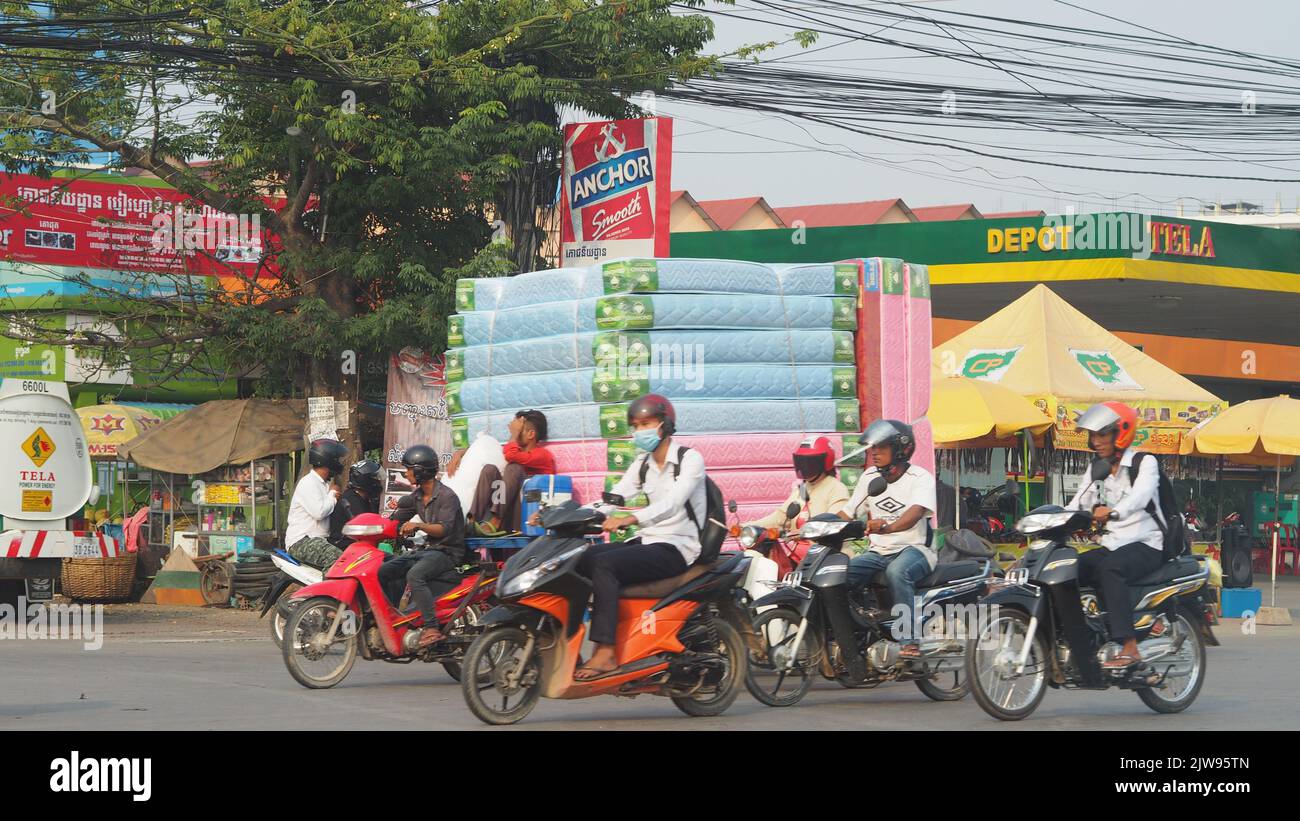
[1215,455,1225,546]
[955,454,961,530]
[1272,457,1281,608]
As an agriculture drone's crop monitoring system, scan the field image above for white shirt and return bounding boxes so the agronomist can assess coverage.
[1067,450,1164,552]
[840,465,939,568]
[609,444,707,565]
[285,470,337,546]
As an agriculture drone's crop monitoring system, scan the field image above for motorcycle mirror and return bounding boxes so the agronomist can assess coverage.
[785,502,802,520]
[727,499,737,514]
[601,491,625,507]
[867,476,889,497]
[1089,457,1112,483]
[1005,478,1021,495]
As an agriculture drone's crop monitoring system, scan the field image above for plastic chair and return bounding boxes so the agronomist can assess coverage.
[1262,523,1299,577]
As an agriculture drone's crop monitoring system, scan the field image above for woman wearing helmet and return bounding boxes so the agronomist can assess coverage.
[575,394,706,681]
[837,419,938,659]
[327,459,383,549]
[1067,401,1166,669]
[285,439,348,563]
[744,436,851,565]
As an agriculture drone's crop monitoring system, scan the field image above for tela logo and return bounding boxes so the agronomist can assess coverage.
[50,751,151,801]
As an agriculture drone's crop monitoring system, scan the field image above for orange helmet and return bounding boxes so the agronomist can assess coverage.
[1076,401,1139,449]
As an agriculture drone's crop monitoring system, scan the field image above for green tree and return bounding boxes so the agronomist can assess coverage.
[0,0,725,458]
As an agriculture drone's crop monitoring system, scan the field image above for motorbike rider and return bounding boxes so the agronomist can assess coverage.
[837,420,938,659]
[285,439,347,565]
[328,459,382,549]
[745,436,850,550]
[1066,401,1166,669]
[576,394,705,681]
[381,445,467,649]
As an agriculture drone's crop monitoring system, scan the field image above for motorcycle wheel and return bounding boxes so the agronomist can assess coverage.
[441,604,490,683]
[1136,610,1206,714]
[461,627,542,726]
[281,597,359,690]
[744,607,817,707]
[268,583,303,649]
[672,620,746,717]
[915,668,968,702]
[966,608,1049,721]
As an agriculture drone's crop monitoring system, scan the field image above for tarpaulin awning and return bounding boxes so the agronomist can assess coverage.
[118,398,306,474]
[932,284,1224,453]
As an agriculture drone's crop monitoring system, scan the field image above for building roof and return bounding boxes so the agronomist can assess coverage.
[983,210,1046,219]
[669,190,722,230]
[911,203,982,222]
[772,198,915,228]
[696,196,784,230]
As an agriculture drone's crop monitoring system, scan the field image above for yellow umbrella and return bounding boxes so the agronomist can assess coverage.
[1180,395,1300,618]
[931,374,1054,522]
[931,375,1054,446]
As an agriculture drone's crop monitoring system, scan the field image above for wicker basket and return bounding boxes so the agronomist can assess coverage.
[61,553,138,602]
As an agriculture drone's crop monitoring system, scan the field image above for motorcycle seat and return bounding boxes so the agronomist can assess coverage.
[1131,555,1202,587]
[621,560,719,599]
[916,559,985,589]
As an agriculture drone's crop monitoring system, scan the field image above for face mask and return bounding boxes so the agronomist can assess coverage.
[633,427,662,452]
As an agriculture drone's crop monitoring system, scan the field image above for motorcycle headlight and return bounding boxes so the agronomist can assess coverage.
[499,545,586,597]
[799,519,846,540]
[739,525,761,549]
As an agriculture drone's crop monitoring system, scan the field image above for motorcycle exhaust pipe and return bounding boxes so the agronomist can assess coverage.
[819,584,869,682]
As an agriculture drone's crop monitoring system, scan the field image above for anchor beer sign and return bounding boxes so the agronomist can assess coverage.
[560,117,672,267]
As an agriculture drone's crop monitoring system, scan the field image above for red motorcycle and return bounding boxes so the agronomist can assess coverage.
[281,513,499,688]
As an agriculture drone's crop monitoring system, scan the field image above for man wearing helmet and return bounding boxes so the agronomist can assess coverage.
[1067,401,1166,669]
[745,436,851,552]
[285,439,348,564]
[837,419,938,660]
[327,459,382,549]
[380,445,467,648]
[575,394,705,680]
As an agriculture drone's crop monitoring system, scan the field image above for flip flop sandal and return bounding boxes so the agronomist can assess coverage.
[1103,654,1141,669]
[574,666,619,681]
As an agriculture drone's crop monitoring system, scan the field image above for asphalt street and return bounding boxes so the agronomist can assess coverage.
[3,581,1298,731]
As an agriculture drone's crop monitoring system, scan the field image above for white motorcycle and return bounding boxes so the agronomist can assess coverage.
[261,550,325,648]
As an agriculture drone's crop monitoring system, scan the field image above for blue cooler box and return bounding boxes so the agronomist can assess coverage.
[521,474,574,536]
[1220,587,1262,618]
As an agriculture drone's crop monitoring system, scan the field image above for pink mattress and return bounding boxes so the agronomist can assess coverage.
[548,432,853,475]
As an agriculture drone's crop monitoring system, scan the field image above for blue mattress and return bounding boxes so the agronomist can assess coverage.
[447,365,857,414]
[455,258,853,312]
[449,293,856,347]
[453,399,860,443]
[445,329,855,380]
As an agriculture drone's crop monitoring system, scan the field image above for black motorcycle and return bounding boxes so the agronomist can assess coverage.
[745,477,995,707]
[965,467,1219,721]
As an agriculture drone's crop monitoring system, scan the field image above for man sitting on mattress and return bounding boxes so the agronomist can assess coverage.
[449,409,555,537]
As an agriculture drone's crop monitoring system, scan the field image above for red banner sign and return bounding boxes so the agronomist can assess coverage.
[559,117,672,267]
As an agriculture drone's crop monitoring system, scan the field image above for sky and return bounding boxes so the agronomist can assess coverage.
[650,0,1300,216]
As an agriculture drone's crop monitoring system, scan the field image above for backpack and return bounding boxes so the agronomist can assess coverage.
[636,446,727,565]
[1128,452,1191,561]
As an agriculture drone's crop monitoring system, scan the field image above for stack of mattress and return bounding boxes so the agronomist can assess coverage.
[445,256,929,516]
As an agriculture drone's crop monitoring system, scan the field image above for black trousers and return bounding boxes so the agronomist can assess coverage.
[578,541,688,646]
[1078,542,1165,641]
[378,550,460,626]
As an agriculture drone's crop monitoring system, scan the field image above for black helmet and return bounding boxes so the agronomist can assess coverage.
[308,438,349,477]
[401,444,440,484]
[858,419,915,465]
[627,393,676,435]
[347,459,382,494]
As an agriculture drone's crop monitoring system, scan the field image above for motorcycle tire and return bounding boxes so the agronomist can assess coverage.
[282,597,358,689]
[269,610,287,649]
[1136,609,1206,714]
[672,620,746,718]
[966,608,1049,721]
[461,627,542,725]
[915,669,968,701]
[744,607,817,707]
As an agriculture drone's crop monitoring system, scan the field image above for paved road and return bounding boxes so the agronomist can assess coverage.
[3,583,1298,731]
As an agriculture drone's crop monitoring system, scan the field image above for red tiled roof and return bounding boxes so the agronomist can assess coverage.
[695,196,782,230]
[670,189,687,204]
[984,210,1046,218]
[911,203,981,221]
[772,199,913,228]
